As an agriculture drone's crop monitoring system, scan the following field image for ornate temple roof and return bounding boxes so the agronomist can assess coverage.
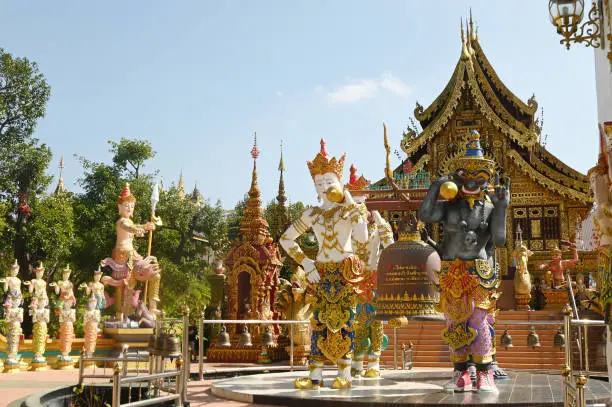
[403,17,538,156]
[399,15,591,204]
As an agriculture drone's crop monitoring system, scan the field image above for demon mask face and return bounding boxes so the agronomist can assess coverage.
[452,168,491,199]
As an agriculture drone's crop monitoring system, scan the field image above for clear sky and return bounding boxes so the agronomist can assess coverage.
[0,1,598,209]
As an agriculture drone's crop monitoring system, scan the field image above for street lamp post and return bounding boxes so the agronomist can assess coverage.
[549,0,604,49]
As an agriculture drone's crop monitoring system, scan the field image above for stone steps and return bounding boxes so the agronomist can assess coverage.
[380,310,570,370]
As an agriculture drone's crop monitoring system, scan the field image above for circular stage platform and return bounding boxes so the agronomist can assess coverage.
[211,369,611,406]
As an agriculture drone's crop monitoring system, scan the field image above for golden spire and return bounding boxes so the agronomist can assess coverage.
[277,140,287,205]
[274,140,289,240]
[54,155,67,194]
[469,9,477,42]
[460,19,470,60]
[278,140,285,172]
[240,132,271,244]
[465,18,474,56]
[177,171,185,199]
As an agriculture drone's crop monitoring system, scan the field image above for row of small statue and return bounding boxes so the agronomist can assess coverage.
[1,261,105,372]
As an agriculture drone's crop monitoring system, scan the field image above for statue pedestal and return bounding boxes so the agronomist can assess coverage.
[30,360,49,372]
[257,347,272,364]
[514,294,531,311]
[542,289,569,310]
[56,358,75,370]
[3,360,21,374]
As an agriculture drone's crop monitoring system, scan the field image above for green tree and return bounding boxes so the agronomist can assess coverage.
[226,196,247,242]
[0,48,52,279]
[25,193,74,271]
[108,138,155,179]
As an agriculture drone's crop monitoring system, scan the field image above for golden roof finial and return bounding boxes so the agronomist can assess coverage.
[466,18,474,56]
[460,19,470,60]
[469,9,476,42]
[274,139,289,240]
[278,139,285,172]
[251,132,260,160]
[54,155,67,194]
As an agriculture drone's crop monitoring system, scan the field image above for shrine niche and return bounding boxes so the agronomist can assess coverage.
[206,135,285,363]
[369,21,593,282]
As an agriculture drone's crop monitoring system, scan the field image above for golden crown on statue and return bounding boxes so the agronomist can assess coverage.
[307,139,346,180]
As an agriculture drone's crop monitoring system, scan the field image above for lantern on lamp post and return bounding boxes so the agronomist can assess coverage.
[548,0,603,49]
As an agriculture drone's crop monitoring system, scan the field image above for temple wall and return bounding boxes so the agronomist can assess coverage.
[594,6,612,124]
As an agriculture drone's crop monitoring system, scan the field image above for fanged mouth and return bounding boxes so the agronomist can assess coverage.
[461,186,481,195]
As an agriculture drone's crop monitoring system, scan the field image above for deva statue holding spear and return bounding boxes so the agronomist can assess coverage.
[101,183,162,321]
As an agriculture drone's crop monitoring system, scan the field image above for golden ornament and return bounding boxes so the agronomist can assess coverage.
[439,181,458,200]
[325,185,345,203]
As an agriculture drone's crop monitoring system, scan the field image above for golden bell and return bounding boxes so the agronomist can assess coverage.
[527,326,541,348]
[500,329,513,348]
[439,181,458,200]
[554,327,565,348]
[237,325,253,347]
[325,185,344,203]
[216,325,231,347]
[260,326,276,347]
[162,332,182,359]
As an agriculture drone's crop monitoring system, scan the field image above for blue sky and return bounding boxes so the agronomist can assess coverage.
[0,1,598,209]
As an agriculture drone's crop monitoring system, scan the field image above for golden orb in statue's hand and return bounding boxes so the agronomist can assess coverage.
[439,181,458,200]
[325,185,345,203]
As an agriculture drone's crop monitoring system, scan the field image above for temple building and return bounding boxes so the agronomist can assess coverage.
[361,17,595,287]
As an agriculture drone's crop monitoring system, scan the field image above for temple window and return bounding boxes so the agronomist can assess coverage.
[513,205,560,251]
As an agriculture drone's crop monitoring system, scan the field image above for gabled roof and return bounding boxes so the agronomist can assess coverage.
[403,20,539,157]
[398,19,591,205]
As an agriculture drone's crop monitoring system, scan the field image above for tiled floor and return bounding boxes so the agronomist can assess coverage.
[211,370,612,406]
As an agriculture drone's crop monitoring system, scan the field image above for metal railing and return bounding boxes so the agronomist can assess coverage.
[78,345,150,385]
[105,307,191,406]
[112,358,183,407]
[561,308,607,407]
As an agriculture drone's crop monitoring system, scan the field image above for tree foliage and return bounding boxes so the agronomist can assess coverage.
[0,48,51,145]
[0,48,52,281]
[108,138,155,179]
[25,193,74,272]
[226,196,247,242]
